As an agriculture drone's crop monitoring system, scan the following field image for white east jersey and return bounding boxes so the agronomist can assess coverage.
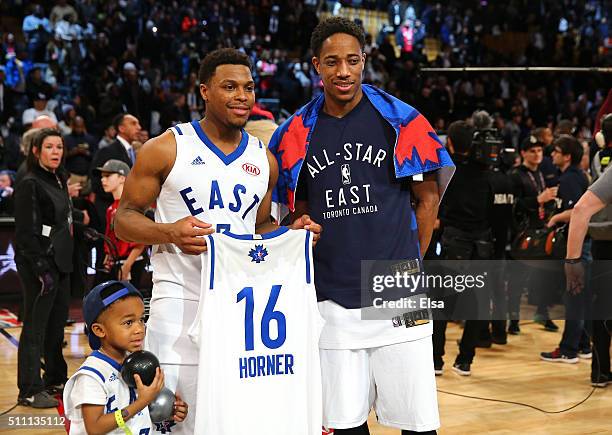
[151,120,270,300]
[189,228,324,435]
[63,351,153,434]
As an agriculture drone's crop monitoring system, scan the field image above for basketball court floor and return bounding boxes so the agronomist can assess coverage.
[0,319,610,434]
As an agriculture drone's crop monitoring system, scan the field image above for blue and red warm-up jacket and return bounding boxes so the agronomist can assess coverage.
[268,84,455,221]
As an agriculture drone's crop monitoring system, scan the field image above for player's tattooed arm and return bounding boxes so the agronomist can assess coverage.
[115,131,213,254]
[411,171,440,257]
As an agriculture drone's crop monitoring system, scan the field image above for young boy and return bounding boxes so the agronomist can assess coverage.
[63,280,188,434]
[97,160,146,284]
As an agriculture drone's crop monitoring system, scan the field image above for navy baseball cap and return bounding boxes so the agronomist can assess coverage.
[83,281,143,350]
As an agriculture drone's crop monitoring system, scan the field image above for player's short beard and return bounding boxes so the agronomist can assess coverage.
[228,118,248,129]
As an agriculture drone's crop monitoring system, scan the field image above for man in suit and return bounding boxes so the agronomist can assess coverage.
[89,113,141,282]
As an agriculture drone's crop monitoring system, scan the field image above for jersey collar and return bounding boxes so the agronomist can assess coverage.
[191,120,248,166]
[91,350,123,372]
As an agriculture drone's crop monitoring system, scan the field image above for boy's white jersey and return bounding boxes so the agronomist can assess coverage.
[63,351,152,434]
[151,120,270,301]
[189,228,323,435]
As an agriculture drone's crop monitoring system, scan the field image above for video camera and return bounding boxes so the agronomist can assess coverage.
[469,111,514,168]
[470,128,502,166]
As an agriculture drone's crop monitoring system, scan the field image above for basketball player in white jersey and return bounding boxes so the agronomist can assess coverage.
[114,48,321,434]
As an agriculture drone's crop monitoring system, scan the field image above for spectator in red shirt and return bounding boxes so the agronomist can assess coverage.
[95,159,146,287]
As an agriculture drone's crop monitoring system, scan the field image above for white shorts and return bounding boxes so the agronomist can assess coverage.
[146,297,199,434]
[155,363,198,435]
[320,336,439,431]
[318,300,433,349]
[146,297,199,365]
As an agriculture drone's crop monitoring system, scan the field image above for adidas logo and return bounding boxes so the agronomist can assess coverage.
[191,156,205,165]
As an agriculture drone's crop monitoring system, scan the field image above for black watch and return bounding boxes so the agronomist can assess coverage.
[564,258,581,264]
[121,408,130,419]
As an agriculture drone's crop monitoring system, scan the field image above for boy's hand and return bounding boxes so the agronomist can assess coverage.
[134,367,164,405]
[172,393,188,422]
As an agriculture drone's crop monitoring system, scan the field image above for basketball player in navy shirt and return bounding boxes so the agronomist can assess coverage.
[270,18,454,435]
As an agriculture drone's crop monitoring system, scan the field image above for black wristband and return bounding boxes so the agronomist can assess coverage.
[564,258,581,264]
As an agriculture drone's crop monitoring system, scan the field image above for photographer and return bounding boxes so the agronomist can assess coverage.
[14,129,83,407]
[473,111,515,345]
[433,120,496,376]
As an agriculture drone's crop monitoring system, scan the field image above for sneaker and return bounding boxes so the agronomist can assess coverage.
[544,320,559,332]
[434,363,443,376]
[533,313,547,324]
[491,335,508,345]
[508,321,521,335]
[18,391,59,408]
[578,349,592,359]
[535,315,559,332]
[452,362,471,376]
[540,348,579,363]
[591,373,611,388]
[46,383,65,395]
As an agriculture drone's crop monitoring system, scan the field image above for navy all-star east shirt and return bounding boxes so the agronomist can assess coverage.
[296,96,422,309]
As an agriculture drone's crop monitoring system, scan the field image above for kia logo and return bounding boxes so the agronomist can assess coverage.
[242,163,260,176]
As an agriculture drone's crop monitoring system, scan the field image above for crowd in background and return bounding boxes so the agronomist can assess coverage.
[0,0,611,399]
[0,0,609,157]
[0,0,607,280]
[0,0,607,235]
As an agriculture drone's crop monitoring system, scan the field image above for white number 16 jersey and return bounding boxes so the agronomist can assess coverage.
[188,228,324,435]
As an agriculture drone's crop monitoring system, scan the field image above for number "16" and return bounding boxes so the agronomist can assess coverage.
[236,285,286,351]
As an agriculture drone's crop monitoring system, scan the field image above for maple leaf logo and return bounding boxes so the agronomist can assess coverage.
[248,245,268,263]
[154,420,176,433]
